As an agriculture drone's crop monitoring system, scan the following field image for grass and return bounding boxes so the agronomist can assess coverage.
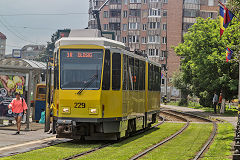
[167,101,238,117]
[140,123,213,160]
[76,123,184,160]
[0,142,100,160]
[201,123,234,160]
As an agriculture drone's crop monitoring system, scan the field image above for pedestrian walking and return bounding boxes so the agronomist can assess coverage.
[218,92,223,113]
[212,92,218,114]
[8,92,28,135]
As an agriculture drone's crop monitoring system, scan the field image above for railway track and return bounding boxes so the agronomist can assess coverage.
[163,109,218,160]
[129,111,190,160]
[129,109,217,160]
[62,116,165,160]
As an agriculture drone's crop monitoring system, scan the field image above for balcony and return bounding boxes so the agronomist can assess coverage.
[109,17,121,23]
[109,4,122,10]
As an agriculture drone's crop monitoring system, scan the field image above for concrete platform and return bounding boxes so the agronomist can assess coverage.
[0,122,58,157]
[161,104,238,126]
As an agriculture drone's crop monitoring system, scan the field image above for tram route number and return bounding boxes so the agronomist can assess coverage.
[74,102,86,108]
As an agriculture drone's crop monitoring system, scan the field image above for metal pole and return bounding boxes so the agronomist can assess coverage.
[238,61,240,116]
[165,11,168,99]
[25,70,32,131]
[45,62,51,132]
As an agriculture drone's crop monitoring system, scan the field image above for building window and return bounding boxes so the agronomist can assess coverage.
[148,49,159,57]
[149,8,161,17]
[163,10,167,17]
[143,0,147,3]
[142,24,147,30]
[208,12,214,18]
[123,10,128,18]
[150,0,159,2]
[148,35,160,43]
[149,22,160,29]
[129,22,139,30]
[184,0,199,4]
[208,0,214,6]
[161,51,167,57]
[109,23,120,30]
[141,37,146,43]
[122,37,127,43]
[129,9,141,17]
[130,0,141,3]
[162,37,167,44]
[103,11,109,18]
[129,35,139,43]
[123,24,127,31]
[163,0,168,3]
[124,0,128,4]
[183,9,197,17]
[103,24,109,30]
[162,24,167,30]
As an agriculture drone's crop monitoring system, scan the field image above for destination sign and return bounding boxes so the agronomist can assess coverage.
[65,52,93,58]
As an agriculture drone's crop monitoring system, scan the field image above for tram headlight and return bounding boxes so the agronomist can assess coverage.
[62,107,70,113]
[89,108,98,114]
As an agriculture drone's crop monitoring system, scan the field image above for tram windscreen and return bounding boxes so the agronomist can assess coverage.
[60,49,103,90]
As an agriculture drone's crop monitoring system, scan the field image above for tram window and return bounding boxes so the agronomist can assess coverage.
[38,87,47,94]
[129,57,134,90]
[154,66,159,91]
[112,53,121,90]
[134,59,139,90]
[148,64,153,91]
[139,61,145,90]
[123,55,128,90]
[102,49,110,90]
[54,51,59,89]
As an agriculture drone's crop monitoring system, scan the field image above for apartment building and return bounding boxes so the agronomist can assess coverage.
[0,32,6,60]
[88,0,222,97]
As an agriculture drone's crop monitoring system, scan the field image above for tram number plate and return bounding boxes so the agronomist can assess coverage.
[74,102,86,108]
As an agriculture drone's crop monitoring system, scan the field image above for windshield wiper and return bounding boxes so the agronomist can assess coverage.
[77,74,98,95]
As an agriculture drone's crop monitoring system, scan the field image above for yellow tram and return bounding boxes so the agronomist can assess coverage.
[48,29,161,140]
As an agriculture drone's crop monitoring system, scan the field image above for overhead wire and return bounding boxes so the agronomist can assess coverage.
[0,16,38,44]
[0,12,88,16]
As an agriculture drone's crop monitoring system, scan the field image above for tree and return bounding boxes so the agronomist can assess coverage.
[37,29,70,62]
[171,72,191,106]
[175,17,240,107]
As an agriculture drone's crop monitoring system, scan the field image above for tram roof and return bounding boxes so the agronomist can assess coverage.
[55,37,126,50]
[55,36,160,68]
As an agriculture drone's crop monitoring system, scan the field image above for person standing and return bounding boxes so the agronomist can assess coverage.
[212,92,218,114]
[8,92,28,135]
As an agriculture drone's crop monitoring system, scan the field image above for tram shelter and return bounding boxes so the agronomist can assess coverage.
[0,58,46,130]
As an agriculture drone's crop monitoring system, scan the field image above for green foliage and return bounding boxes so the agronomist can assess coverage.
[175,17,240,107]
[172,72,190,106]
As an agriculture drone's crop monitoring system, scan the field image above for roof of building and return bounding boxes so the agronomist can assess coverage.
[0,32,6,40]
[0,58,46,70]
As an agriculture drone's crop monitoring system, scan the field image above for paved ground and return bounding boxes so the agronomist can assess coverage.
[0,123,58,157]
[162,104,238,126]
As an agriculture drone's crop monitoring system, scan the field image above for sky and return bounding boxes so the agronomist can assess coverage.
[0,0,89,54]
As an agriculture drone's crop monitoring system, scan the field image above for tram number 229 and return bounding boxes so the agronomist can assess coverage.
[74,102,86,108]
